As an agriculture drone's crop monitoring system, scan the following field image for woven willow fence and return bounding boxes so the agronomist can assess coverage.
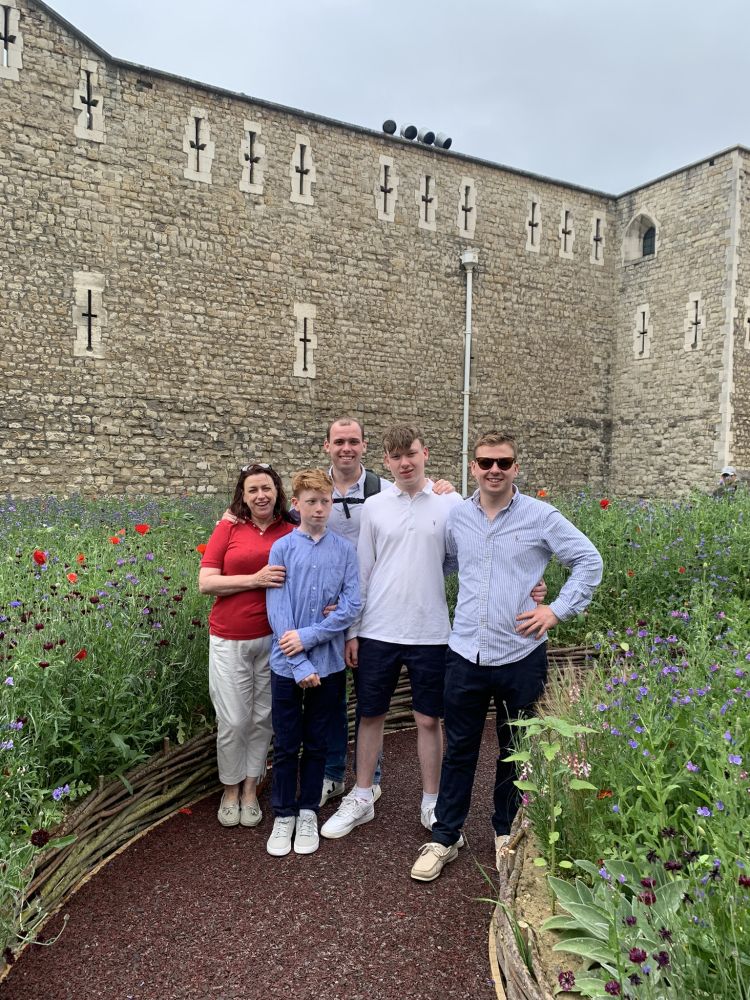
[5,644,590,977]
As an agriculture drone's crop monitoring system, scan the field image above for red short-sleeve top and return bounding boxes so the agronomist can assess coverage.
[200,518,294,640]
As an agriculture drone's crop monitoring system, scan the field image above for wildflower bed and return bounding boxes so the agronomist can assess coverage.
[501,490,750,999]
[1,490,749,995]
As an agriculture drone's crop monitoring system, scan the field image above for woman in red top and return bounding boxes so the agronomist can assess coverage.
[199,464,295,828]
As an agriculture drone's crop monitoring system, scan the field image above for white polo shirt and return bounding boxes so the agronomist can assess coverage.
[352,480,462,645]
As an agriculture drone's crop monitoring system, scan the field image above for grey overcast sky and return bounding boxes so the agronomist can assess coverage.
[49,0,749,194]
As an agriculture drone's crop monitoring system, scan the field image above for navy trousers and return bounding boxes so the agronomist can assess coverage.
[431,644,548,847]
[270,670,345,817]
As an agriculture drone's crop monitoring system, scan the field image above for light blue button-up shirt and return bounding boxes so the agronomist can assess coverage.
[266,528,361,684]
[447,488,603,665]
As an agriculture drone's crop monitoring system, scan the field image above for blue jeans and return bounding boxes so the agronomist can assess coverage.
[324,680,382,785]
[432,644,548,847]
[270,670,345,816]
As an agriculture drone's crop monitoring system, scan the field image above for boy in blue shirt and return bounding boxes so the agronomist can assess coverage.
[265,469,361,856]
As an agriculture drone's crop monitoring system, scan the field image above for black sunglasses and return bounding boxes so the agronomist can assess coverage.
[474,456,515,471]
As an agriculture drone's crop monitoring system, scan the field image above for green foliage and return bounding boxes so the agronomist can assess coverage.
[0,494,223,956]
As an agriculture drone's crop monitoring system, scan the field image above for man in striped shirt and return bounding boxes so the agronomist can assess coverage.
[410,431,603,882]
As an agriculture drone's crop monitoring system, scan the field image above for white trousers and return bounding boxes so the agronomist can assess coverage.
[208,633,273,786]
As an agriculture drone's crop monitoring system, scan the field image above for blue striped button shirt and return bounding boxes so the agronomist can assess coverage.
[266,529,361,684]
[447,488,603,665]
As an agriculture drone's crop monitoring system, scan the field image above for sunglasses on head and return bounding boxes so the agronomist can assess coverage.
[474,456,515,471]
[241,463,272,473]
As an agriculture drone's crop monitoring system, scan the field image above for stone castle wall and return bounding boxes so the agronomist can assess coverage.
[610,155,738,496]
[1,0,747,498]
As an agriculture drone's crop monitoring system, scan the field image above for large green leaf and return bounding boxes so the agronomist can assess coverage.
[562,902,611,942]
[551,936,618,969]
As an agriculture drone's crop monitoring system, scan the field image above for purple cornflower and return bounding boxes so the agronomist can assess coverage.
[628,739,638,749]
[724,731,734,743]
[52,784,70,801]
[686,761,699,772]
[3,677,13,686]
[716,801,725,812]
[629,947,648,964]
[729,754,743,766]
[599,866,611,880]
[604,982,621,996]
[624,915,637,926]
[653,951,670,969]
[8,720,23,731]
[0,740,13,751]
[145,552,155,561]
[558,971,576,990]
[696,806,712,817]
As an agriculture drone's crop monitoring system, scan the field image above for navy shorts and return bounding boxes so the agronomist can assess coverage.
[354,638,447,719]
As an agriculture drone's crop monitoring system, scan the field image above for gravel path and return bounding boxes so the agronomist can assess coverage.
[2,725,502,1000]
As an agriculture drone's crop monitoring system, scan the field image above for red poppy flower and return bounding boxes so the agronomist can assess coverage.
[76,553,86,565]
[626,569,635,578]
[537,488,548,498]
[678,566,686,574]
[134,524,150,535]
[597,789,613,799]
[118,529,126,536]
[66,572,78,584]
[73,648,88,661]
[196,543,207,555]
[179,807,193,815]
[109,536,121,545]
[33,550,46,566]
[599,498,610,509]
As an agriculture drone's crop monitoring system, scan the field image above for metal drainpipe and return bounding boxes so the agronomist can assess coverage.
[460,249,479,496]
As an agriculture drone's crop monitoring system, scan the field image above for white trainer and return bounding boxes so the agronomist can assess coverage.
[294,809,319,855]
[266,815,295,856]
[319,778,345,807]
[420,802,437,831]
[320,789,375,839]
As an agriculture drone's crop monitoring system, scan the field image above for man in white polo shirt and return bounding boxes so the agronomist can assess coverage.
[321,424,464,838]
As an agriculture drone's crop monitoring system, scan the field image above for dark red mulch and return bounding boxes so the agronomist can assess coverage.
[2,725,502,1000]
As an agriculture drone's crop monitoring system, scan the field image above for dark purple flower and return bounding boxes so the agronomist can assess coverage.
[638,889,656,905]
[558,971,576,990]
[623,915,637,926]
[629,947,648,964]
[640,877,656,888]
[664,859,683,871]
[660,826,677,839]
[658,927,673,942]
[628,973,643,986]
[739,875,750,887]
[30,829,50,848]
[653,951,670,968]
[646,849,658,863]
[604,980,621,995]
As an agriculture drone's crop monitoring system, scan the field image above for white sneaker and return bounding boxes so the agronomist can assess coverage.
[420,802,437,831]
[320,789,375,839]
[373,784,382,803]
[294,809,319,855]
[266,816,295,856]
[320,778,345,807]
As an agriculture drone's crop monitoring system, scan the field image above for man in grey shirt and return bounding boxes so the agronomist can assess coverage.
[410,430,603,882]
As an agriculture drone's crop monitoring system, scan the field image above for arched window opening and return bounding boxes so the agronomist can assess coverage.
[642,226,655,257]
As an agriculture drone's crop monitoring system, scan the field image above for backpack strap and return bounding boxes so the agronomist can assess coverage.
[362,469,382,499]
[331,469,382,519]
